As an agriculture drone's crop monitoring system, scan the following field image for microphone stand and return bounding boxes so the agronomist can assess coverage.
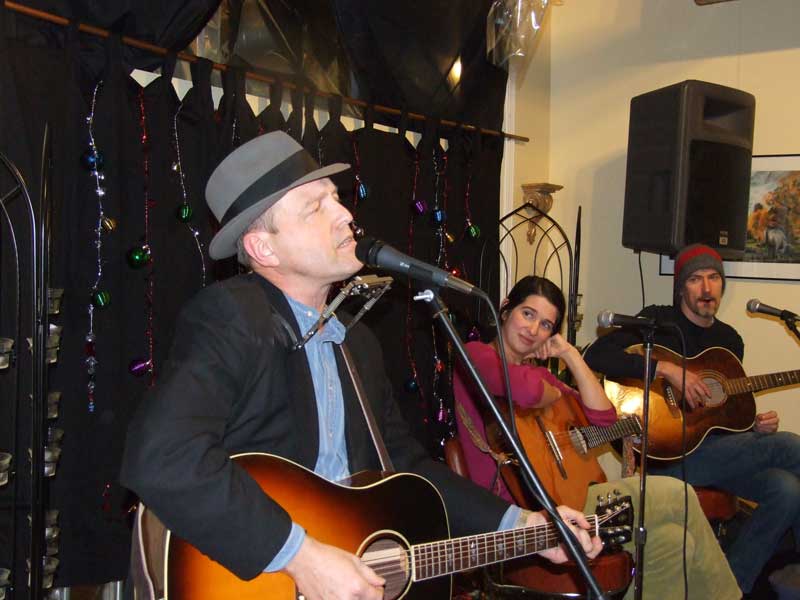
[633,324,657,600]
[784,316,800,344]
[416,288,607,600]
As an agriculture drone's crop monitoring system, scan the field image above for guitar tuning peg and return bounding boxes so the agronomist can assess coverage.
[613,489,621,497]
[597,494,605,503]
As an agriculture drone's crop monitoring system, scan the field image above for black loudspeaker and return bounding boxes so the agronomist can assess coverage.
[622,80,755,259]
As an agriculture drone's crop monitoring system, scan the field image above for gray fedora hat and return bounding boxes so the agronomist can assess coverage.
[206,131,349,259]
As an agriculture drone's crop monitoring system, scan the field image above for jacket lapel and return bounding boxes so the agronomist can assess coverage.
[253,275,320,469]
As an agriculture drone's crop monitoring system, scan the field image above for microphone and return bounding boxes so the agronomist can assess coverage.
[598,310,658,329]
[355,236,481,296]
[746,299,799,321]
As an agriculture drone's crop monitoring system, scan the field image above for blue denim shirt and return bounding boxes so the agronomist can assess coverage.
[265,294,520,572]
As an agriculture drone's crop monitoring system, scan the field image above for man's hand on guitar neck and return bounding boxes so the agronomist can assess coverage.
[655,360,710,409]
[521,506,603,564]
[284,536,385,600]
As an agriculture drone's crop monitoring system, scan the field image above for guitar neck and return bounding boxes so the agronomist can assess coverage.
[576,417,641,450]
[411,516,598,580]
[725,369,800,395]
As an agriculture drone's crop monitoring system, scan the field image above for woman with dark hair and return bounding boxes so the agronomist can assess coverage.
[454,276,740,599]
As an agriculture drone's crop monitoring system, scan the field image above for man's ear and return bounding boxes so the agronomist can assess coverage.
[243,230,278,268]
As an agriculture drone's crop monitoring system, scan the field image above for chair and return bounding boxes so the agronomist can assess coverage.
[444,438,633,599]
[694,486,739,538]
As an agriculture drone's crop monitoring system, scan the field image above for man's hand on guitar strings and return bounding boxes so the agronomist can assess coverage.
[655,360,710,409]
[523,507,603,564]
[755,410,779,433]
[284,536,385,600]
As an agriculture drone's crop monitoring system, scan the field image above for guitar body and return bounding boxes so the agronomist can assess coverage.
[513,398,607,509]
[500,548,634,598]
[604,345,757,460]
[164,453,450,600]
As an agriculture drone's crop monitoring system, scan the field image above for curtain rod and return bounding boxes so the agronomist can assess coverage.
[5,1,529,143]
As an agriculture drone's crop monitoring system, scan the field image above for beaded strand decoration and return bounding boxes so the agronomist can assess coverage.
[127,89,155,383]
[403,152,426,420]
[172,103,207,287]
[82,81,112,413]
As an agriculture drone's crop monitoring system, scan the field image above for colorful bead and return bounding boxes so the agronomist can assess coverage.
[413,199,427,216]
[176,203,193,223]
[126,245,151,269]
[467,326,481,342]
[404,377,419,393]
[467,222,481,239]
[101,216,117,232]
[430,208,446,226]
[445,231,455,244]
[356,181,368,201]
[81,149,104,171]
[91,290,110,308]
[128,358,152,377]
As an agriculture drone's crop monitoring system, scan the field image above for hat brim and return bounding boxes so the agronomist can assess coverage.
[209,162,350,259]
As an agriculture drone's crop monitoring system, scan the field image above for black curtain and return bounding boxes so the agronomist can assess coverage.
[0,2,507,589]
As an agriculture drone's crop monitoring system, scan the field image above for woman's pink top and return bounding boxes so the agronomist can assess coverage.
[454,341,617,503]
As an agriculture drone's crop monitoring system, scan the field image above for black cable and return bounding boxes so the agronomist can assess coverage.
[637,251,646,309]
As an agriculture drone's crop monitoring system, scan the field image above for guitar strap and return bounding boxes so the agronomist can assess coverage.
[456,402,514,469]
[339,343,395,472]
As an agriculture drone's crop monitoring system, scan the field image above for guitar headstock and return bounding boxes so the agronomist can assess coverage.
[593,493,633,551]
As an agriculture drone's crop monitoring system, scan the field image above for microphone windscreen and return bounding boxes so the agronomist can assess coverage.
[746,299,760,313]
[355,236,377,264]
[597,310,614,328]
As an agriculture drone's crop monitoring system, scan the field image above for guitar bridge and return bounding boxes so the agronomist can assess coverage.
[537,416,568,480]
[664,384,677,408]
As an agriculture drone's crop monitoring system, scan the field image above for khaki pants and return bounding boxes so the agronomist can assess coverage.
[584,476,741,600]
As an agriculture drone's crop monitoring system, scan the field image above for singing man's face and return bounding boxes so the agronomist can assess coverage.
[680,267,723,324]
[266,178,362,285]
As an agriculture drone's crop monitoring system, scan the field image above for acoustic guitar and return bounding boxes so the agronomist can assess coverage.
[485,395,641,509]
[603,344,800,460]
[155,453,632,600]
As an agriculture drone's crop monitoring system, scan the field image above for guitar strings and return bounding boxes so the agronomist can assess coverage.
[360,509,625,578]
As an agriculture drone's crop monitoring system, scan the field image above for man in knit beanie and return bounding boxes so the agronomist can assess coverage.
[585,242,800,597]
[673,243,726,307]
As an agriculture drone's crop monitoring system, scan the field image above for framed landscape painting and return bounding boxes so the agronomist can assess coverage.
[661,154,800,281]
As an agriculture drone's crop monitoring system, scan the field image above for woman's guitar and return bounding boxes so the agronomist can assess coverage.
[151,453,632,600]
[484,396,642,509]
[602,344,800,460]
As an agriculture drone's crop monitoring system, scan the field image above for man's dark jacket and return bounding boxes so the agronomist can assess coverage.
[120,273,510,579]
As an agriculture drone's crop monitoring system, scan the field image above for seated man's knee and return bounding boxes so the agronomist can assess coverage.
[756,468,800,509]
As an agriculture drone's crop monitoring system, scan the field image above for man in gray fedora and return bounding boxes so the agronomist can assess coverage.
[120,131,601,599]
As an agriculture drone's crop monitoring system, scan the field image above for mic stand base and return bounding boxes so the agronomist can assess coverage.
[415,288,608,600]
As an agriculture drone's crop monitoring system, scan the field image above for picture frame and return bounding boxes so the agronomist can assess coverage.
[660,154,800,281]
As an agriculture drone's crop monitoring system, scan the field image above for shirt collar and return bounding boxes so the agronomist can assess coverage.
[284,293,346,345]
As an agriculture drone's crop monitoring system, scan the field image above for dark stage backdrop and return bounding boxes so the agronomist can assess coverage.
[0,2,506,588]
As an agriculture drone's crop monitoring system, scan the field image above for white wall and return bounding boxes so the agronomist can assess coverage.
[531,0,800,434]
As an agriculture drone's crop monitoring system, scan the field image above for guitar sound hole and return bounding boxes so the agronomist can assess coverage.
[702,377,726,407]
[361,537,410,600]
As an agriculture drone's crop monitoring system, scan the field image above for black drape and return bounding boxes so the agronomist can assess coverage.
[0,3,506,588]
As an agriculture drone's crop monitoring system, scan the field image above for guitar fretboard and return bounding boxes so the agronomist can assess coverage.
[411,516,598,580]
[573,416,642,451]
[724,370,800,395]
